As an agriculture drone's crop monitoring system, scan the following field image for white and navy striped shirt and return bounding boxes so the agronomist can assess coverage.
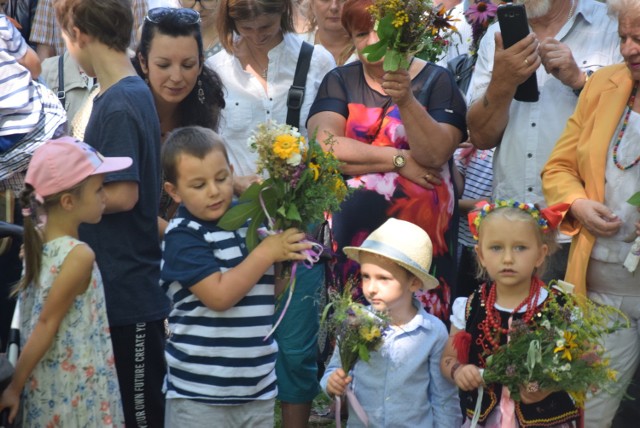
[0,14,41,137]
[160,206,278,404]
[455,148,494,247]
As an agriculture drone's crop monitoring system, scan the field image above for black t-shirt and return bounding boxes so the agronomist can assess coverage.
[80,76,170,326]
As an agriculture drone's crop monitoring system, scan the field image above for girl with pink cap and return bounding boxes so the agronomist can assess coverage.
[0,137,131,426]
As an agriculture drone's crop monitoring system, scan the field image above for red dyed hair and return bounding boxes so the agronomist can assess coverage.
[341,0,374,38]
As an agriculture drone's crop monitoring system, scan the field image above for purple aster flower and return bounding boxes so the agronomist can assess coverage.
[465,1,498,26]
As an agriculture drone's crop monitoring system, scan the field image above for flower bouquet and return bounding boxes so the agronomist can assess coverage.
[361,0,459,70]
[321,280,390,427]
[218,121,350,336]
[480,282,626,405]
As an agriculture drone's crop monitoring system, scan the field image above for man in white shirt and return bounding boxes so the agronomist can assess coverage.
[466,0,621,282]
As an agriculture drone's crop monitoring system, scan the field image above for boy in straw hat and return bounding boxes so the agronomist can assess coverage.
[320,218,461,427]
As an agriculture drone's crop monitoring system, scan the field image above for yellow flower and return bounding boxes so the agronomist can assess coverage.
[309,163,320,181]
[392,10,409,28]
[273,134,300,160]
[570,390,587,407]
[334,178,347,198]
[554,331,578,361]
[607,369,618,381]
[360,325,381,341]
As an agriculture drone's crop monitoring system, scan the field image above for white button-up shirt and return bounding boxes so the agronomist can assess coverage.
[467,0,622,207]
[207,33,336,176]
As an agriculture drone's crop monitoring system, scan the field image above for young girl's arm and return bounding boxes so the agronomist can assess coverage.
[190,228,312,311]
[440,325,484,391]
[0,245,94,422]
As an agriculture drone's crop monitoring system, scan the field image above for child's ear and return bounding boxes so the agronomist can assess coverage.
[409,275,421,293]
[72,26,90,48]
[536,244,549,268]
[59,193,75,211]
[163,182,182,204]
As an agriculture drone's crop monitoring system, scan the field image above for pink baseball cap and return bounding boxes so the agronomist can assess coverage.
[25,136,133,198]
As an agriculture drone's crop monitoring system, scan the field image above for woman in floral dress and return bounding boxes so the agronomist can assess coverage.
[307,0,467,321]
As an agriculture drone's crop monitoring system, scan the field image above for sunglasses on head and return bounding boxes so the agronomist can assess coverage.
[145,7,202,25]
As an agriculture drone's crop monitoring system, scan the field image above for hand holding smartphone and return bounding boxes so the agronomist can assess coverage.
[497,4,539,102]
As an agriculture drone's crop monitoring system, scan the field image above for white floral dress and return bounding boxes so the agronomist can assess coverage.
[19,236,124,427]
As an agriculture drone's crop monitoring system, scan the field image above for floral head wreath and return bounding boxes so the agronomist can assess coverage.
[468,200,570,240]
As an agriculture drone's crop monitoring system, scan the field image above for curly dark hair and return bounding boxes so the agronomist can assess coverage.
[132,8,225,131]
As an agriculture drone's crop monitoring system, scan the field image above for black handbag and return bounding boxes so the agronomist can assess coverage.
[447,53,477,95]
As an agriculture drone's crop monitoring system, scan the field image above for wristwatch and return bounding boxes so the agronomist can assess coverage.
[393,150,407,169]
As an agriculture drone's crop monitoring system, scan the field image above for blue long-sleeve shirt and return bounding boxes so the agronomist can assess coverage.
[320,302,462,427]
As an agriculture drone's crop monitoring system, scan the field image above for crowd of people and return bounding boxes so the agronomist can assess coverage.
[0,0,639,427]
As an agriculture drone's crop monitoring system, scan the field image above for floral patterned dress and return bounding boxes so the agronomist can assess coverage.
[309,61,467,321]
[19,236,124,427]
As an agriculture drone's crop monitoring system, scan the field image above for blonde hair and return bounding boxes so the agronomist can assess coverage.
[16,180,88,294]
[474,206,558,280]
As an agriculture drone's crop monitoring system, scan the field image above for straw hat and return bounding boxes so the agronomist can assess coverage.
[343,218,438,290]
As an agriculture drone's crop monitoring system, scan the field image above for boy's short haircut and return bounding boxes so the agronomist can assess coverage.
[162,126,230,184]
[54,0,133,52]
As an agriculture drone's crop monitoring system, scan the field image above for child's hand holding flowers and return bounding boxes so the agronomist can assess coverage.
[260,228,312,263]
[326,368,352,398]
[452,363,483,392]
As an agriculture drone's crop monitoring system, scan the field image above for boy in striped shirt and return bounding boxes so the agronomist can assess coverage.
[159,126,312,427]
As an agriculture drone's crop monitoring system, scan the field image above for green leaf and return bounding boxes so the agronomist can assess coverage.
[217,202,258,230]
[286,203,302,222]
[361,40,387,63]
[257,185,279,217]
[237,181,264,202]
[358,343,369,362]
[628,191,640,207]
[383,49,403,72]
[377,14,396,40]
[245,213,264,251]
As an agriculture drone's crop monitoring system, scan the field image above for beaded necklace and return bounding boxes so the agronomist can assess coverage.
[479,278,542,350]
[612,81,640,170]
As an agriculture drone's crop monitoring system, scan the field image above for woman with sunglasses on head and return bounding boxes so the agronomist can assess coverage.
[208,1,335,426]
[177,0,223,59]
[132,7,225,225]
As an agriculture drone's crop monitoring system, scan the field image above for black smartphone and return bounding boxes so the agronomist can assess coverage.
[497,3,539,102]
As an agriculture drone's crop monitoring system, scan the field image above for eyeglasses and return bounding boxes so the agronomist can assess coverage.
[145,7,202,25]
[179,0,218,11]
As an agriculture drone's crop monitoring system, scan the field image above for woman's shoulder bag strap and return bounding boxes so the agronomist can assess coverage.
[286,41,315,129]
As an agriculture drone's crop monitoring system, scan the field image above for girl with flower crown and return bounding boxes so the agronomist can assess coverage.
[440,200,580,427]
